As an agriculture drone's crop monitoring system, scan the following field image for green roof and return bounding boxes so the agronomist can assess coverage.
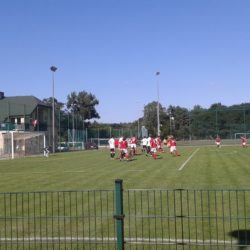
[0,96,51,122]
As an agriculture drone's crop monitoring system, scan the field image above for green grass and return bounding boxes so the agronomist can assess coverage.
[0,146,249,249]
[0,146,249,192]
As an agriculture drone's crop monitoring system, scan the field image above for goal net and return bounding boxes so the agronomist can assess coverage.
[89,138,109,147]
[0,131,45,159]
[67,141,84,150]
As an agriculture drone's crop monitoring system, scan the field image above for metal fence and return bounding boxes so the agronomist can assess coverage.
[0,181,249,249]
[0,190,116,249]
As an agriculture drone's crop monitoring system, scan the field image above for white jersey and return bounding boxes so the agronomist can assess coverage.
[108,138,115,149]
[118,137,123,149]
[142,138,147,146]
[146,137,151,147]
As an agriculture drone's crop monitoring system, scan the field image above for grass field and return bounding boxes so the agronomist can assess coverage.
[0,145,249,192]
[0,146,249,249]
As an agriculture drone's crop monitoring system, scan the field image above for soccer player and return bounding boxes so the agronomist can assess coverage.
[241,137,248,148]
[150,137,158,159]
[120,137,128,161]
[130,135,137,155]
[141,136,147,153]
[165,136,172,154]
[215,135,221,148]
[169,136,180,156]
[108,135,115,159]
[156,136,163,152]
[114,138,119,148]
[146,135,151,154]
[44,146,50,157]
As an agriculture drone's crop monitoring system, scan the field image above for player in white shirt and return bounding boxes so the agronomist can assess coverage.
[141,136,147,153]
[146,135,151,154]
[108,136,115,159]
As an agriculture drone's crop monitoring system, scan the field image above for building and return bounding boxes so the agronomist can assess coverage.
[0,92,53,157]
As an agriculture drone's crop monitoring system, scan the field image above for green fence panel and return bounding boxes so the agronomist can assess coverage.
[114,179,125,250]
[0,183,249,249]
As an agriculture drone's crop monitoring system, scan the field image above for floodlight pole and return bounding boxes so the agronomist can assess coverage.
[50,66,57,154]
[136,101,140,138]
[137,119,140,138]
[156,72,160,136]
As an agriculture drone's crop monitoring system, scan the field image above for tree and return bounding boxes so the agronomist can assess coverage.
[42,97,64,111]
[66,91,100,121]
[143,101,168,137]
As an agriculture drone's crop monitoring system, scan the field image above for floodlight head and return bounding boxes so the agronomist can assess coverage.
[156,71,160,76]
[50,66,57,72]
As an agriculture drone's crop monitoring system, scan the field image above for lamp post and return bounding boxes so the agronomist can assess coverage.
[72,100,80,148]
[136,101,141,138]
[156,72,160,136]
[50,66,57,154]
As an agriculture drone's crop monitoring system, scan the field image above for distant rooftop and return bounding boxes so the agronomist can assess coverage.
[0,95,51,122]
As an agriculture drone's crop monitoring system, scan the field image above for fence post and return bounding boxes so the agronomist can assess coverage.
[114,179,125,250]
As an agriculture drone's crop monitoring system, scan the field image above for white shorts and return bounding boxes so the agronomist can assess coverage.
[130,143,136,148]
[151,147,157,153]
[216,142,221,146]
[242,142,246,146]
[170,146,176,153]
[122,149,128,154]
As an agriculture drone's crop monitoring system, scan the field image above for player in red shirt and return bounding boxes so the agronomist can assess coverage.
[120,137,129,161]
[150,137,158,159]
[130,135,137,155]
[215,136,221,148]
[241,137,248,148]
[156,136,163,152]
[114,138,119,148]
[169,136,180,156]
[165,136,172,153]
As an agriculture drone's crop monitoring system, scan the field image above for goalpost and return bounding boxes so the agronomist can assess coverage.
[234,133,250,140]
[89,138,109,148]
[0,131,46,159]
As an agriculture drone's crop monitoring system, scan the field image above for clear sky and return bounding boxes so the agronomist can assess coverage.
[1,0,250,123]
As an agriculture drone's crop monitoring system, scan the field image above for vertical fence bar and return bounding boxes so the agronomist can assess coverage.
[114,179,125,250]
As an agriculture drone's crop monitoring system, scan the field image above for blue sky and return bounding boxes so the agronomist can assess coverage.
[1,0,250,123]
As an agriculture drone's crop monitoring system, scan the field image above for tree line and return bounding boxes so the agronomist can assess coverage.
[43,91,250,141]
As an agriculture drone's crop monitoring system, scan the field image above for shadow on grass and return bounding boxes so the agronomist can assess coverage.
[228,229,250,250]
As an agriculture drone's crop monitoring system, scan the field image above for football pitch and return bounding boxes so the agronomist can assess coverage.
[0,145,249,191]
[0,146,249,249]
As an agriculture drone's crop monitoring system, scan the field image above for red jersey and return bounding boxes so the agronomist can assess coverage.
[131,137,137,144]
[170,139,176,147]
[114,139,119,148]
[156,137,162,145]
[120,140,128,149]
[150,138,157,148]
[241,137,247,143]
[215,137,221,143]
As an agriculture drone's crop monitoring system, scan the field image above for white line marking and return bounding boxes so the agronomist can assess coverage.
[32,172,51,174]
[63,171,86,173]
[127,170,144,172]
[0,237,237,245]
[0,171,87,175]
[178,148,200,171]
